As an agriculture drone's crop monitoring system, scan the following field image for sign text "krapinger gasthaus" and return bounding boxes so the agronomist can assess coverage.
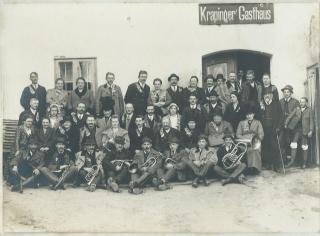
[199,3,274,25]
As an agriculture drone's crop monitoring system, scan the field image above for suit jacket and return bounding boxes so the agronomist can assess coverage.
[79,126,97,149]
[18,109,41,127]
[10,149,45,169]
[163,149,188,164]
[71,113,88,129]
[68,89,95,113]
[280,97,301,130]
[101,127,130,149]
[241,81,263,105]
[133,148,163,174]
[74,150,105,170]
[35,127,56,150]
[223,102,245,131]
[261,84,279,101]
[236,119,264,141]
[128,126,154,153]
[95,117,112,147]
[181,128,200,149]
[205,121,234,147]
[124,82,150,115]
[20,84,47,116]
[148,89,169,115]
[301,107,314,135]
[120,113,136,131]
[56,126,80,154]
[214,83,231,105]
[203,102,226,121]
[166,86,184,110]
[261,100,283,130]
[46,88,69,114]
[155,128,181,152]
[226,81,242,94]
[102,148,132,171]
[204,86,217,103]
[47,150,74,171]
[181,105,206,132]
[144,114,161,132]
[188,147,218,164]
[14,126,36,153]
[96,83,124,117]
[182,87,206,108]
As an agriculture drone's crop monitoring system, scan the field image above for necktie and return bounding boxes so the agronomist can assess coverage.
[248,120,252,129]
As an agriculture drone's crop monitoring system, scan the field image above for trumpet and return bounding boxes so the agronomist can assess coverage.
[111,160,133,171]
[222,142,247,170]
[164,157,176,169]
[85,165,101,185]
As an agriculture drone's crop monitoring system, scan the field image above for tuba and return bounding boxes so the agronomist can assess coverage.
[222,142,247,170]
[85,165,100,185]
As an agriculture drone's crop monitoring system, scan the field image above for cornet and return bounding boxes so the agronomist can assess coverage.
[222,142,247,170]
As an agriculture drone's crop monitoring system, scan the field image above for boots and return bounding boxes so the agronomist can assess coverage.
[286,148,297,168]
[302,150,308,169]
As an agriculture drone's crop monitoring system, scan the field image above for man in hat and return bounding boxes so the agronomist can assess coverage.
[79,115,98,149]
[128,137,163,194]
[102,136,132,193]
[9,138,46,192]
[182,135,218,187]
[205,111,234,148]
[96,72,124,118]
[279,85,301,167]
[165,73,184,111]
[236,108,264,174]
[128,115,154,154]
[124,70,150,115]
[214,132,247,186]
[181,93,206,133]
[261,91,284,171]
[214,74,231,106]
[101,115,130,151]
[155,135,189,191]
[70,102,88,129]
[54,139,106,191]
[226,72,242,94]
[120,103,136,131]
[154,116,181,153]
[203,90,225,121]
[204,75,217,103]
[18,98,41,127]
[57,116,80,155]
[20,72,47,117]
[45,136,74,190]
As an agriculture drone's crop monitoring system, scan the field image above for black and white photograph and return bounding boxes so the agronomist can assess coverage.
[1,0,319,234]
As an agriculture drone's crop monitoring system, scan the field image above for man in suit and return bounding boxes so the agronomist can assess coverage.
[181,93,206,132]
[120,103,136,131]
[261,73,279,102]
[124,70,150,115]
[144,105,161,132]
[261,92,284,171]
[129,137,163,194]
[128,115,154,154]
[155,116,181,152]
[204,75,217,104]
[79,115,98,149]
[102,136,132,192]
[18,98,41,127]
[287,97,314,168]
[57,116,80,155]
[20,72,47,117]
[279,85,301,167]
[35,117,57,156]
[165,73,184,110]
[70,102,88,129]
[203,90,226,121]
[226,72,242,94]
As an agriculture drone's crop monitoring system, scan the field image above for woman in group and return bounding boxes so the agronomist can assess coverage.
[96,72,124,118]
[182,76,206,109]
[148,78,168,117]
[47,104,63,131]
[68,77,95,114]
[236,108,264,174]
[163,103,181,131]
[46,78,69,117]
[224,91,245,131]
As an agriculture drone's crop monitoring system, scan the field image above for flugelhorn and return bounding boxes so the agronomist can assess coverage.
[222,142,247,170]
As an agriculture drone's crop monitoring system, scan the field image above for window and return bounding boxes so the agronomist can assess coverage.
[54,57,98,96]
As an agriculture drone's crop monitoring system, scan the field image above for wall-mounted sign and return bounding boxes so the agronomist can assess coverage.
[199,3,274,25]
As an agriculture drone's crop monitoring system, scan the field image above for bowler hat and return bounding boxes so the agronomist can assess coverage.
[168,136,180,144]
[60,116,73,125]
[100,96,115,111]
[83,138,96,146]
[142,137,152,144]
[56,136,66,145]
[216,74,226,82]
[168,73,179,82]
[114,136,125,145]
[209,90,219,97]
[197,134,208,143]
[281,85,293,93]
[28,138,38,145]
[223,131,234,140]
[204,74,215,83]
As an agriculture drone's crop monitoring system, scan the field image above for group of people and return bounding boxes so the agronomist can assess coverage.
[7,69,315,194]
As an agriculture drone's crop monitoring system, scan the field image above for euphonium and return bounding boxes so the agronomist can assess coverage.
[222,142,247,170]
[85,165,100,185]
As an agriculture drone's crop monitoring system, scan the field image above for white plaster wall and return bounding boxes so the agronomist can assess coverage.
[0,2,318,119]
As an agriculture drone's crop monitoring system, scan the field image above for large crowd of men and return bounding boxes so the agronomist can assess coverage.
[7,69,315,194]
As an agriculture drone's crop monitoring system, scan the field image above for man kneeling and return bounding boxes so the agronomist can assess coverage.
[214,133,247,186]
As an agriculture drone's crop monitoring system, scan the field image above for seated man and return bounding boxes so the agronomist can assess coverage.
[181,119,200,151]
[79,115,98,148]
[53,139,106,192]
[155,136,189,191]
[205,111,234,148]
[182,135,218,188]
[35,117,56,156]
[70,102,89,129]
[8,138,52,192]
[101,115,130,151]
[203,90,225,120]
[128,137,163,194]
[18,97,41,128]
[213,133,247,186]
[47,137,75,190]
[102,136,132,193]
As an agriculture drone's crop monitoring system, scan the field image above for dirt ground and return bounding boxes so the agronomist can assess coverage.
[2,167,320,233]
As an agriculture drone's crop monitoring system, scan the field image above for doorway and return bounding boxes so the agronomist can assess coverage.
[202,49,272,85]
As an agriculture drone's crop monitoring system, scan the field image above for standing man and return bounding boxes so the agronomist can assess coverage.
[203,90,225,121]
[165,73,184,111]
[279,85,301,167]
[155,117,181,152]
[204,75,217,103]
[124,70,150,116]
[20,72,47,117]
[261,73,279,102]
[96,72,124,118]
[226,72,242,94]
